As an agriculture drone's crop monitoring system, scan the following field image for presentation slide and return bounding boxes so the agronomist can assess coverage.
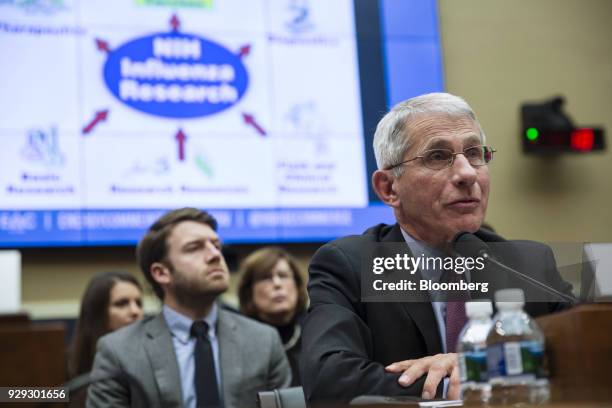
[0,0,443,246]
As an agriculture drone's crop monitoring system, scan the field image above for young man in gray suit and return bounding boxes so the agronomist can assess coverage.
[87,208,291,408]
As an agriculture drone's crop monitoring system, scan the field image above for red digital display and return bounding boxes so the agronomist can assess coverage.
[522,127,604,154]
[571,128,595,151]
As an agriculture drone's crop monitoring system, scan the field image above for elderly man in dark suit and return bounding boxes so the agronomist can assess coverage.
[300,93,573,407]
[87,208,291,408]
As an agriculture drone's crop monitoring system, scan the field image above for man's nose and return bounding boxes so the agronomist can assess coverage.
[450,153,477,187]
[204,242,222,262]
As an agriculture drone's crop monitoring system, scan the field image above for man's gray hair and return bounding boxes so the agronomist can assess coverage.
[373,92,486,176]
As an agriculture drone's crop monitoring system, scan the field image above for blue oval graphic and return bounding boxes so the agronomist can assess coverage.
[103,32,249,119]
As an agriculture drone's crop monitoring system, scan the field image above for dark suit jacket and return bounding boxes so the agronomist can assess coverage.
[300,224,573,406]
[87,307,291,408]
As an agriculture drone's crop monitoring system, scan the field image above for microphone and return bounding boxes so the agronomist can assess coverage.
[452,232,492,259]
[453,232,575,303]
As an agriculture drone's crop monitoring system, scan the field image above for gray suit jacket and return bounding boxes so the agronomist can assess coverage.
[87,308,291,408]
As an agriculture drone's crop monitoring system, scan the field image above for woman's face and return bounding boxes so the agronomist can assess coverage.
[107,281,144,331]
[252,258,299,325]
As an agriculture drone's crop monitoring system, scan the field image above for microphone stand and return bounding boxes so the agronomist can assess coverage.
[482,252,576,304]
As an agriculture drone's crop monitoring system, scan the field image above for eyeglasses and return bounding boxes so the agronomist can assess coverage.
[386,145,497,171]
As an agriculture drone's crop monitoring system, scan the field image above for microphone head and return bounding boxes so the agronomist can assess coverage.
[452,231,491,259]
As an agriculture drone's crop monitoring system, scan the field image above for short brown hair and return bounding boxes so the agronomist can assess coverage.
[137,207,217,299]
[238,247,308,320]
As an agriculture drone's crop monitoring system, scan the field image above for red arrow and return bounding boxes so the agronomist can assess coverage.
[95,38,110,53]
[170,14,180,32]
[175,129,187,161]
[82,110,108,135]
[242,113,267,136]
[238,44,251,58]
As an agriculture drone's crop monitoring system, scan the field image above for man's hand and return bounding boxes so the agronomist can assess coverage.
[385,353,460,400]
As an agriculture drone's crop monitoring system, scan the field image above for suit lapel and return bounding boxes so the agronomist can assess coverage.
[399,302,443,355]
[217,309,241,408]
[384,224,444,355]
[144,314,183,407]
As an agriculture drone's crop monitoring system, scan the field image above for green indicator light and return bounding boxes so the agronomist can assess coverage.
[526,127,539,141]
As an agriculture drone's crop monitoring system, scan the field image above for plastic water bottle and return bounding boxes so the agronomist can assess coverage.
[486,289,550,405]
[457,300,493,405]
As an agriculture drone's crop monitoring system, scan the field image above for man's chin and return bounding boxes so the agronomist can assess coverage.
[174,282,228,306]
[206,281,229,296]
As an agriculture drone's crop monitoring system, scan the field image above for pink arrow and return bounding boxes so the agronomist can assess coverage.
[175,129,187,161]
[170,14,180,32]
[242,113,267,136]
[95,38,110,53]
[238,44,251,58]
[82,110,108,134]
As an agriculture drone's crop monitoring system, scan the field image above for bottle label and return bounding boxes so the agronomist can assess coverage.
[459,349,488,383]
[487,340,546,381]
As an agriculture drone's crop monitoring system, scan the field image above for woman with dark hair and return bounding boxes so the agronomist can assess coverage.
[238,247,308,386]
[68,271,144,381]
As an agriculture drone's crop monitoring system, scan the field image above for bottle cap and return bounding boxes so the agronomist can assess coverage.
[495,288,525,309]
[465,300,493,318]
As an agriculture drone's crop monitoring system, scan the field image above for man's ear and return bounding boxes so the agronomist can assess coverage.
[372,169,401,208]
[150,262,172,287]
